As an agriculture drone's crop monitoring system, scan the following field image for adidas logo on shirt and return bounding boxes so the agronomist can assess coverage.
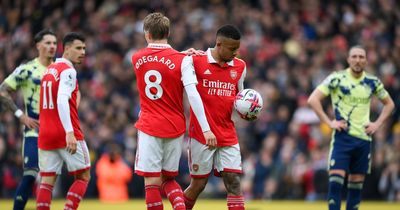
[204,69,212,75]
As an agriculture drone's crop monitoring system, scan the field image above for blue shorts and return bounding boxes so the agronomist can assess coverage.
[22,136,39,171]
[328,131,371,174]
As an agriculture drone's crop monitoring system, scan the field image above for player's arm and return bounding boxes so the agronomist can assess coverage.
[365,95,395,135]
[181,56,217,148]
[237,66,246,92]
[307,89,347,131]
[0,82,20,114]
[0,70,39,129]
[76,90,81,108]
[236,65,258,121]
[57,68,77,154]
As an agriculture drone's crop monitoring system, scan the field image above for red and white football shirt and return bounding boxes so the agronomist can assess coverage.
[132,43,197,138]
[189,49,246,146]
[39,58,84,150]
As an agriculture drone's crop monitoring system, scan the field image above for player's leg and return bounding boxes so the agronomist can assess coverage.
[345,139,371,210]
[13,137,38,210]
[184,177,209,210]
[328,169,346,210]
[183,146,209,209]
[184,138,214,210]
[135,131,164,210]
[346,174,364,210]
[217,144,245,210]
[37,149,63,210]
[62,140,91,210]
[327,132,353,210]
[161,135,185,210]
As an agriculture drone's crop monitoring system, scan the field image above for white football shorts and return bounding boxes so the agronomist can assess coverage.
[188,138,242,178]
[39,140,91,176]
[135,130,183,177]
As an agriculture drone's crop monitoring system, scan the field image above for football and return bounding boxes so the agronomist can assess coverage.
[234,89,263,121]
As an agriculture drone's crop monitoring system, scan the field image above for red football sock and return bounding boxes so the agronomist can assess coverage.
[161,180,185,210]
[64,179,88,210]
[145,185,163,210]
[227,195,245,210]
[36,183,53,210]
[183,194,196,210]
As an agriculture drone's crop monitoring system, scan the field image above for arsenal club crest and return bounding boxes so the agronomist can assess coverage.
[230,70,237,79]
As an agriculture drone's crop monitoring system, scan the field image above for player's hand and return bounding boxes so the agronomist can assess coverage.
[19,114,39,129]
[364,122,380,135]
[241,114,257,121]
[66,132,77,154]
[238,112,258,121]
[203,130,217,150]
[329,119,348,132]
[181,48,206,56]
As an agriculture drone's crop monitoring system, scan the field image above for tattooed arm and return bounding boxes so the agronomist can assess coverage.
[0,82,19,112]
[0,82,39,129]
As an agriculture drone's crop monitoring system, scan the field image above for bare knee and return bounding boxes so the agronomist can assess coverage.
[76,170,91,182]
[348,174,365,182]
[329,169,346,177]
[40,175,58,186]
[145,177,162,186]
[221,172,241,195]
[161,175,175,183]
[189,178,208,193]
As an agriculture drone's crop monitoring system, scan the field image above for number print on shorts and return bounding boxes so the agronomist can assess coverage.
[144,70,163,100]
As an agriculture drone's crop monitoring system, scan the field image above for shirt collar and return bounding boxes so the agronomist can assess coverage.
[206,48,234,66]
[34,58,47,69]
[346,67,365,81]
[55,58,74,68]
[148,43,172,49]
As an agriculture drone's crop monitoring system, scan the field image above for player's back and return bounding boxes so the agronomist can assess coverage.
[39,59,83,150]
[132,44,186,138]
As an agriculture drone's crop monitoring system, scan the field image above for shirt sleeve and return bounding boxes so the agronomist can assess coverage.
[3,65,27,90]
[373,78,389,99]
[181,56,198,87]
[237,65,246,92]
[56,68,77,133]
[58,68,77,99]
[184,83,210,132]
[317,72,339,96]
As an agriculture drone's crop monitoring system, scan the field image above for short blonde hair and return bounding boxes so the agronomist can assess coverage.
[143,12,170,40]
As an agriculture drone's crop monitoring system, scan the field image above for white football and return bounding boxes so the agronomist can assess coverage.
[234,89,263,121]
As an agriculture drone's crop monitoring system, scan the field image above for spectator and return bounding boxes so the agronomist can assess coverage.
[96,142,132,203]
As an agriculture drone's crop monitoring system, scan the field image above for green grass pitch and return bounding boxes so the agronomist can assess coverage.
[1,199,399,210]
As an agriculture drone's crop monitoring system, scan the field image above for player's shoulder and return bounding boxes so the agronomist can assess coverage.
[132,48,147,57]
[328,69,346,79]
[191,53,207,61]
[18,58,36,68]
[12,58,38,76]
[233,57,246,66]
[364,71,380,80]
[25,58,42,69]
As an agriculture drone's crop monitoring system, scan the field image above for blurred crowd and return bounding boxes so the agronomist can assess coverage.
[1,0,400,202]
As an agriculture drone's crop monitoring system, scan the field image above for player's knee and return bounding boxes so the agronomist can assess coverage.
[225,180,241,195]
[23,169,38,178]
[191,178,208,193]
[76,170,91,182]
[348,174,365,182]
[222,173,241,195]
[329,169,346,177]
[161,175,175,182]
